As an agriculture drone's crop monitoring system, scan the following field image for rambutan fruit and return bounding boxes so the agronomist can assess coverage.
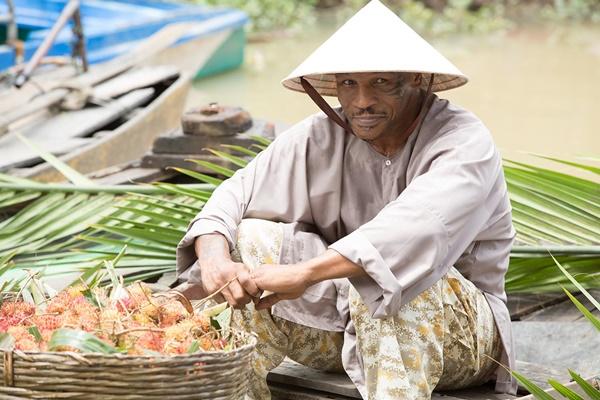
[7,326,39,351]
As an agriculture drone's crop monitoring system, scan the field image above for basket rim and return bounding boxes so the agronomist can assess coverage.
[1,333,257,360]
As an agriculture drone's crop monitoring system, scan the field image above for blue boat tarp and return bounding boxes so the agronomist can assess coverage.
[0,0,248,71]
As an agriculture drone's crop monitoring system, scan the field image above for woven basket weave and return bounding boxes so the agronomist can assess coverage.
[0,331,256,400]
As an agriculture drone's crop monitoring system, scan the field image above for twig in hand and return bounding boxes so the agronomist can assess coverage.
[154,290,194,315]
[193,276,238,311]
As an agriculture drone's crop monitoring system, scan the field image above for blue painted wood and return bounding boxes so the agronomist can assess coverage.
[0,0,249,72]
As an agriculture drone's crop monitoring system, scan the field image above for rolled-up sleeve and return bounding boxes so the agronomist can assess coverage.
[176,117,316,280]
[175,155,259,279]
[329,123,503,318]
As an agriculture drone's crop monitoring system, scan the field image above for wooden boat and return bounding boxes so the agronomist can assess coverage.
[0,0,249,78]
[0,25,198,181]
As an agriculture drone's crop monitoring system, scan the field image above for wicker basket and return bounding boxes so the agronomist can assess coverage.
[0,331,256,400]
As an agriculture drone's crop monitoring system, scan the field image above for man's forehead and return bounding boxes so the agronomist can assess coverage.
[335,71,407,79]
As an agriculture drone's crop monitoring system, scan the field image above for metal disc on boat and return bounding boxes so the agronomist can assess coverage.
[181,103,252,137]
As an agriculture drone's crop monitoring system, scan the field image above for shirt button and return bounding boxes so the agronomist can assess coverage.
[385,160,391,166]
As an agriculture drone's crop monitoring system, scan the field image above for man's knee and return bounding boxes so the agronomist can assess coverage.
[237,219,282,244]
[234,219,283,266]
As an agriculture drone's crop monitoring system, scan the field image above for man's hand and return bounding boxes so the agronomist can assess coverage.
[200,259,261,309]
[188,233,260,309]
[252,263,311,310]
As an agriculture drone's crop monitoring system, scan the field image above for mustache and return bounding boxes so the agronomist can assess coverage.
[351,108,386,118]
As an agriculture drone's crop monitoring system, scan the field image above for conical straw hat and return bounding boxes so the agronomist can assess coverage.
[282,0,467,97]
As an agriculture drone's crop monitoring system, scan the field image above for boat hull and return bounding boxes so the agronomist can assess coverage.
[17,72,190,182]
[0,0,249,77]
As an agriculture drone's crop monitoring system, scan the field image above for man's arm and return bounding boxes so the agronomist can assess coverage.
[176,117,316,284]
[251,249,367,310]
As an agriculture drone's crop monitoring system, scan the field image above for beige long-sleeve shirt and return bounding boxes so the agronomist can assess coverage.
[177,96,517,394]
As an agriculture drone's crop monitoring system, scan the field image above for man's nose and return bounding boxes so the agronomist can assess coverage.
[353,86,377,110]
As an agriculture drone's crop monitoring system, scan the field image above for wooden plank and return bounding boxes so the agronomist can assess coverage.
[92,166,175,185]
[1,138,92,170]
[507,293,566,320]
[151,119,275,155]
[16,71,189,182]
[139,153,236,173]
[270,383,356,400]
[93,65,179,100]
[432,395,473,400]
[268,359,539,400]
[0,89,154,171]
[521,290,600,322]
[513,321,600,377]
[437,385,517,399]
[152,131,260,155]
[514,360,569,391]
[0,65,77,115]
[268,359,361,399]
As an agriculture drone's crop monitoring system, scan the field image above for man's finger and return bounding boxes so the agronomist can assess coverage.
[220,288,236,308]
[228,280,251,309]
[256,294,281,310]
[202,282,226,304]
[237,269,261,298]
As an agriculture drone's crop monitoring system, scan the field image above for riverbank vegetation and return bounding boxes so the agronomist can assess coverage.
[192,0,600,36]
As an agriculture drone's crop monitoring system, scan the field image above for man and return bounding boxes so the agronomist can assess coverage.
[176,1,516,399]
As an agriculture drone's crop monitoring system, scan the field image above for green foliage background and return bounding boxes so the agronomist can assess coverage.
[191,0,600,35]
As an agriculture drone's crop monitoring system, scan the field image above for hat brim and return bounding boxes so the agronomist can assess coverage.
[282,71,468,97]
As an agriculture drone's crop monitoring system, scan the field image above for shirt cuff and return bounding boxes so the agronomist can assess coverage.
[328,230,403,318]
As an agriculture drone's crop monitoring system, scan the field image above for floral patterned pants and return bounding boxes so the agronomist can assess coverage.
[230,219,501,400]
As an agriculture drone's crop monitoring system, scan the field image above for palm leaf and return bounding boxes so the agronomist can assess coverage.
[547,379,585,400]
[48,328,119,354]
[553,255,600,311]
[532,154,600,175]
[563,288,600,331]
[568,370,600,400]
[15,133,94,186]
[249,135,272,147]
[187,159,236,177]
[511,370,557,400]
[204,149,249,168]
[1,138,598,297]
[169,167,224,186]
[220,144,260,157]
[0,333,15,350]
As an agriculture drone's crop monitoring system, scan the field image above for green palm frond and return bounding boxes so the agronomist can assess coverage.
[503,156,599,293]
[0,140,598,294]
[505,160,600,247]
[505,255,599,293]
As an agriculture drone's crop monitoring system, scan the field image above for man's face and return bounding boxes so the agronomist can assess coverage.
[335,72,421,143]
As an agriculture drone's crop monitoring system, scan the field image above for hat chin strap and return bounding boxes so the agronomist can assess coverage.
[300,74,435,139]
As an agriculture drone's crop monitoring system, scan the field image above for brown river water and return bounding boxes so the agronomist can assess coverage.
[187,15,600,173]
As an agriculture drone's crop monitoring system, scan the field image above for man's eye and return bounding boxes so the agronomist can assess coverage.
[375,78,388,84]
[342,79,355,86]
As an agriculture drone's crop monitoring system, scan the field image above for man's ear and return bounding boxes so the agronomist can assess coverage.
[410,73,423,88]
